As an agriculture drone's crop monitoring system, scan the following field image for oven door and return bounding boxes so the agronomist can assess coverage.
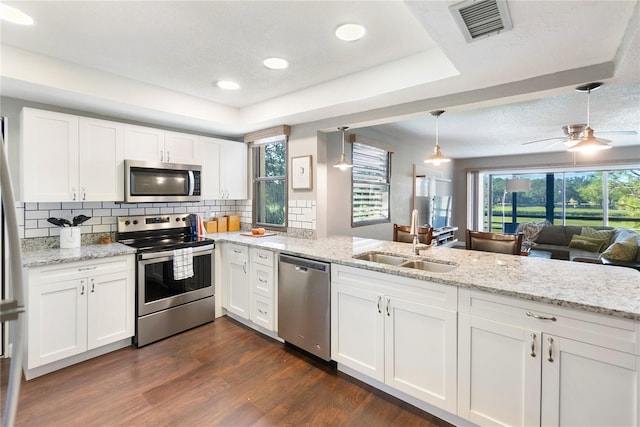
[137,244,214,316]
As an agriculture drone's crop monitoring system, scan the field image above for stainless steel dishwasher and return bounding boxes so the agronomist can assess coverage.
[278,254,331,361]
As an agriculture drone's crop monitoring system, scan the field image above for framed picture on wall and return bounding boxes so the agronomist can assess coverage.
[292,155,312,190]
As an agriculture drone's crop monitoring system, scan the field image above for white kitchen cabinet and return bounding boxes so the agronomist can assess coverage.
[196,136,221,199]
[222,243,250,319]
[219,140,248,199]
[331,265,458,412]
[21,108,79,202]
[123,124,165,162]
[250,248,276,331]
[197,137,247,200]
[25,255,134,371]
[458,288,640,427]
[124,125,198,164]
[21,109,124,202]
[164,131,198,164]
[78,117,125,201]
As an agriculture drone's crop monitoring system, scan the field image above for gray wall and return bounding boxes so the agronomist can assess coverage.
[325,127,454,241]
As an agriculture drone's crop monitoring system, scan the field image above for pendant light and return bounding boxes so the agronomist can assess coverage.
[334,126,353,170]
[424,110,450,166]
[567,82,611,154]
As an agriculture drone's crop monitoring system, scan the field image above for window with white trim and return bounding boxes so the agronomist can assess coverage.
[253,137,287,228]
[351,142,391,226]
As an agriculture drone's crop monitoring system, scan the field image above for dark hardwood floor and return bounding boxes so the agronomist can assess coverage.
[1,317,454,426]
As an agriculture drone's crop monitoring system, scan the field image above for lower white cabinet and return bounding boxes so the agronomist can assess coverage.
[25,255,134,370]
[458,288,640,427]
[331,265,458,413]
[222,243,250,319]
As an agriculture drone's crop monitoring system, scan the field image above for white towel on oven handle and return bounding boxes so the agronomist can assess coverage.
[173,247,194,280]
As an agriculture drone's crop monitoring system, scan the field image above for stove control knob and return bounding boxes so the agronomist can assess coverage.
[181,217,187,221]
[124,220,130,226]
[176,217,180,222]
[133,220,139,225]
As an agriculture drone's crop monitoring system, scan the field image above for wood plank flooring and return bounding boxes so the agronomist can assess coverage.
[1,317,454,426]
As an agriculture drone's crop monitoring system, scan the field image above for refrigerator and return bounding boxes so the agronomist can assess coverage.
[0,115,26,427]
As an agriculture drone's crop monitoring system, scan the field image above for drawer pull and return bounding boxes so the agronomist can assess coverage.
[526,311,557,322]
[547,337,554,362]
[258,308,267,315]
[78,266,97,272]
[386,298,390,317]
[258,254,268,259]
[258,278,267,283]
[233,249,243,254]
[377,296,382,314]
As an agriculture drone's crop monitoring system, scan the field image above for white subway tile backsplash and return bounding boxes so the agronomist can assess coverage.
[82,202,102,209]
[128,208,145,215]
[61,202,83,209]
[102,202,121,208]
[101,216,117,224]
[38,202,62,210]
[92,224,112,233]
[160,207,174,214]
[92,209,111,217]
[25,210,49,220]
[24,203,38,210]
[25,220,39,229]
[25,228,49,238]
[111,208,130,216]
[144,208,160,215]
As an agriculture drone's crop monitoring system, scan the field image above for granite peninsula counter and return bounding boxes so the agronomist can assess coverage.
[22,242,137,267]
[211,232,640,320]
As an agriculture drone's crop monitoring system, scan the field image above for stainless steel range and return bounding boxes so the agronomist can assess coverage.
[117,214,215,347]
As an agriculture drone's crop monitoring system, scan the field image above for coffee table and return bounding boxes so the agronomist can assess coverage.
[528,249,552,259]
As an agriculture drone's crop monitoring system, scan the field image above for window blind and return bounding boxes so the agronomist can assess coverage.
[352,142,391,225]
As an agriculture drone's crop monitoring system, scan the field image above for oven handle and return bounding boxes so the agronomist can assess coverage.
[139,244,215,260]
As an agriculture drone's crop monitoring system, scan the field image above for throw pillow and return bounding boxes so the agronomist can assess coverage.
[600,237,639,261]
[516,221,549,247]
[568,234,607,253]
[581,227,615,247]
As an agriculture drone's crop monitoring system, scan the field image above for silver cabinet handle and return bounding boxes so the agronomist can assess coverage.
[82,187,86,201]
[167,150,170,162]
[258,254,268,259]
[80,279,85,295]
[233,249,242,254]
[386,298,390,317]
[526,311,557,322]
[90,279,95,293]
[547,337,554,362]
[258,277,267,283]
[160,150,164,162]
[530,333,536,357]
[78,266,97,272]
[258,308,267,315]
[377,296,382,314]
[243,262,247,274]
[72,187,77,201]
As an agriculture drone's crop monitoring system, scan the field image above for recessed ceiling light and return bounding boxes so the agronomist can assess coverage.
[263,57,289,70]
[335,23,366,42]
[0,4,34,25]
[216,80,240,90]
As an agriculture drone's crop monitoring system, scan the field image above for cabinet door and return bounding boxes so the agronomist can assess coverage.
[27,279,88,368]
[385,296,457,413]
[541,335,639,427]
[124,124,164,162]
[458,315,541,426]
[87,270,134,350]
[21,108,79,202]
[224,245,250,319]
[164,131,198,165]
[331,284,384,382]
[196,137,221,199]
[220,141,248,199]
[78,117,124,201]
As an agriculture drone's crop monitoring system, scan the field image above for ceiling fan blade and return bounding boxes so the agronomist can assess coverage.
[594,130,638,136]
[521,137,564,146]
[544,139,566,148]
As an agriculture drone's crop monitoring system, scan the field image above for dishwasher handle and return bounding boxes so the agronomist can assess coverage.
[279,254,329,273]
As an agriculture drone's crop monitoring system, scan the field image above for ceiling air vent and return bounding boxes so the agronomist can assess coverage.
[450,0,513,43]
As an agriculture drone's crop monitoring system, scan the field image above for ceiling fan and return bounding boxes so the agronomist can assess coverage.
[522,82,637,150]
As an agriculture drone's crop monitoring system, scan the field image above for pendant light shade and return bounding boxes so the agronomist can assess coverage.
[334,126,353,170]
[424,110,450,166]
[568,82,611,154]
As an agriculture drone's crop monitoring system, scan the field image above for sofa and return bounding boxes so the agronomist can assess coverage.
[518,223,640,270]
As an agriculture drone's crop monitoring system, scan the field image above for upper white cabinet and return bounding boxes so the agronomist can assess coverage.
[457,288,640,427]
[331,264,458,413]
[124,126,198,165]
[21,109,124,202]
[197,136,247,200]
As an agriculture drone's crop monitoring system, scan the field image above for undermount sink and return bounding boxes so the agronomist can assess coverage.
[400,260,458,273]
[353,252,409,266]
[353,252,458,273]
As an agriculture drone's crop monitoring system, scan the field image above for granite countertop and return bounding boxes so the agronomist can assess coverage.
[211,232,640,321]
[22,243,137,267]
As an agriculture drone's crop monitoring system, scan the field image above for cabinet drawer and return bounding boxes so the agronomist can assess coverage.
[459,288,640,355]
[27,256,132,285]
[251,294,274,331]
[251,248,274,267]
[251,264,274,297]
[225,244,248,263]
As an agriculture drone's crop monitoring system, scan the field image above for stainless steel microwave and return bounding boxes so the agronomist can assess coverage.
[124,160,202,203]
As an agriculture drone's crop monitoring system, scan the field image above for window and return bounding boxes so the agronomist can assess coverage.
[253,138,287,228]
[351,142,391,226]
[481,167,640,232]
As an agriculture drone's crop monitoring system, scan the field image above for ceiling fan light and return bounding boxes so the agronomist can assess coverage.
[567,127,611,153]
